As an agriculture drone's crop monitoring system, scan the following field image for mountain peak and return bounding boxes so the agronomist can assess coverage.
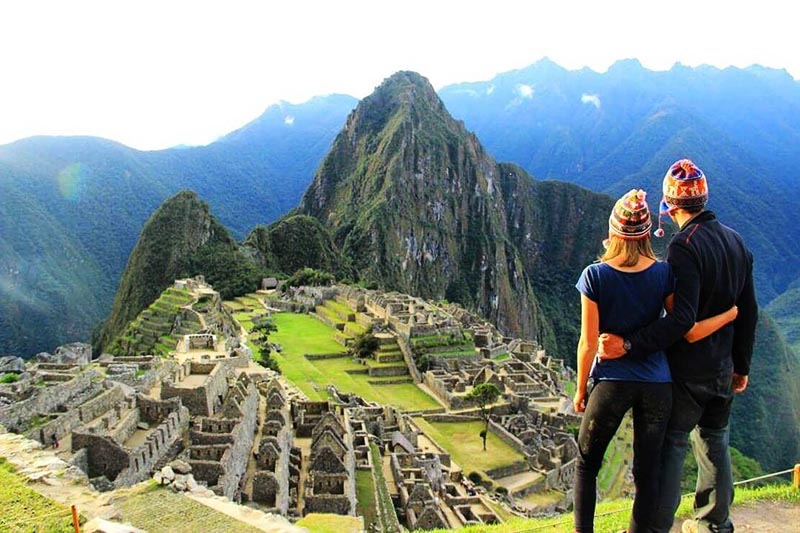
[608,58,645,75]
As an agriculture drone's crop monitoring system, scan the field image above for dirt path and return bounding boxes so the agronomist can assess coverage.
[669,501,800,532]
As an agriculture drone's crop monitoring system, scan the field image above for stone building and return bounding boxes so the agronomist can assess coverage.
[187,372,259,500]
[303,411,357,516]
[71,394,190,490]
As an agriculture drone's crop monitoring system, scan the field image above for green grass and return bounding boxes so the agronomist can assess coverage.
[355,470,377,530]
[0,457,76,532]
[295,514,363,533]
[267,313,440,411]
[369,443,402,532]
[429,483,800,533]
[115,484,261,532]
[412,418,525,476]
[493,353,511,362]
[324,299,355,316]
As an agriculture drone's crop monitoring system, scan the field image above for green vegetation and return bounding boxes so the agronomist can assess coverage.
[369,443,402,532]
[349,330,380,359]
[250,316,279,371]
[106,287,195,357]
[465,382,502,451]
[0,457,76,532]
[243,215,345,277]
[767,287,800,354]
[355,470,376,529]
[413,418,524,475]
[0,373,19,383]
[95,191,263,353]
[283,267,335,289]
[115,484,261,532]
[730,312,800,472]
[263,313,440,410]
[295,514,363,533]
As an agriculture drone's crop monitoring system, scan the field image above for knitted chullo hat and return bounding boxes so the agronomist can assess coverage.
[608,189,652,240]
[655,158,708,237]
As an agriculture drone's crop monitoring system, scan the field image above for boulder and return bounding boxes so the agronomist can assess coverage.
[53,342,92,365]
[0,356,26,374]
[153,472,163,485]
[172,480,186,492]
[169,459,192,474]
[160,466,175,482]
[186,475,199,492]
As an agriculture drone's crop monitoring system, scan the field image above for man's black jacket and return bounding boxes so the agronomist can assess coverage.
[626,211,758,381]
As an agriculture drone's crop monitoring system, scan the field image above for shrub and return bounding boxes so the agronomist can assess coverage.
[0,373,19,384]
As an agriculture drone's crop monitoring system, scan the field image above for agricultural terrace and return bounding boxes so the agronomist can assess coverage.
[0,457,77,532]
[254,312,441,411]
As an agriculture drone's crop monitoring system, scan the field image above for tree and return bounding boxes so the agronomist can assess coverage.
[350,330,380,360]
[250,316,279,371]
[251,316,277,341]
[465,382,501,451]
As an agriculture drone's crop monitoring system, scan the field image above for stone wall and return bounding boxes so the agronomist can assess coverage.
[79,384,126,423]
[114,404,190,488]
[161,362,229,416]
[488,419,528,456]
[0,370,99,430]
[215,381,258,499]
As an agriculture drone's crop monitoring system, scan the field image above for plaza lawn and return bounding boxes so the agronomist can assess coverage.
[413,418,524,474]
[268,313,440,411]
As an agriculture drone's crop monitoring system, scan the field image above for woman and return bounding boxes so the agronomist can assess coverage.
[572,189,736,533]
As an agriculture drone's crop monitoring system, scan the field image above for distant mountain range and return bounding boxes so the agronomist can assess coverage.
[2,59,800,359]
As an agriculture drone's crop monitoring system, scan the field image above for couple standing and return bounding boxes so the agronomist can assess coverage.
[572,159,758,533]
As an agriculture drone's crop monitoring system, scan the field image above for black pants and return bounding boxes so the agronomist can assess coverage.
[574,380,673,533]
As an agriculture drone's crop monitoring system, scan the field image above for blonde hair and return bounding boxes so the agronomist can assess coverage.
[600,235,656,267]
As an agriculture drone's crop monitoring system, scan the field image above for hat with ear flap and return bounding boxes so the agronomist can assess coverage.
[655,158,708,237]
[609,189,652,240]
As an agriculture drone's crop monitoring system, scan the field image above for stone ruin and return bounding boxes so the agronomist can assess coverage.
[71,393,190,490]
[251,380,302,515]
[302,410,357,516]
[186,372,259,500]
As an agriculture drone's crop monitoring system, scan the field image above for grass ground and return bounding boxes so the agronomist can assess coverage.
[295,514,363,533]
[0,457,77,532]
[355,470,377,530]
[115,483,262,532]
[428,483,800,533]
[267,313,440,411]
[413,418,525,476]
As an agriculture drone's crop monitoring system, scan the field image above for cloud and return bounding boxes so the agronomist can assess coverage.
[516,84,534,98]
[486,84,495,95]
[284,115,295,125]
[581,93,601,108]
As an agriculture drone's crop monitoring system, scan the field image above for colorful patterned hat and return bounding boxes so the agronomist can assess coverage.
[609,189,652,240]
[655,158,708,237]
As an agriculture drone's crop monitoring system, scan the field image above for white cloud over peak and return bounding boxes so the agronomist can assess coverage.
[516,84,534,98]
[284,115,295,125]
[581,93,601,108]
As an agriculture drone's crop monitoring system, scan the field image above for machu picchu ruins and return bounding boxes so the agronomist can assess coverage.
[0,277,587,530]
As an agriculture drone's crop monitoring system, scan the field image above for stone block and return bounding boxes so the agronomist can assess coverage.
[161,465,175,482]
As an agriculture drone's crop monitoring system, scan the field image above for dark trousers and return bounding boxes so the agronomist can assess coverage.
[652,374,735,533]
[573,380,672,533]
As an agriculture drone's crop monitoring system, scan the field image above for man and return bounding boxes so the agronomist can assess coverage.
[598,159,758,533]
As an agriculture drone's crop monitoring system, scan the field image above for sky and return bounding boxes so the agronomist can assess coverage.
[1,0,797,151]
